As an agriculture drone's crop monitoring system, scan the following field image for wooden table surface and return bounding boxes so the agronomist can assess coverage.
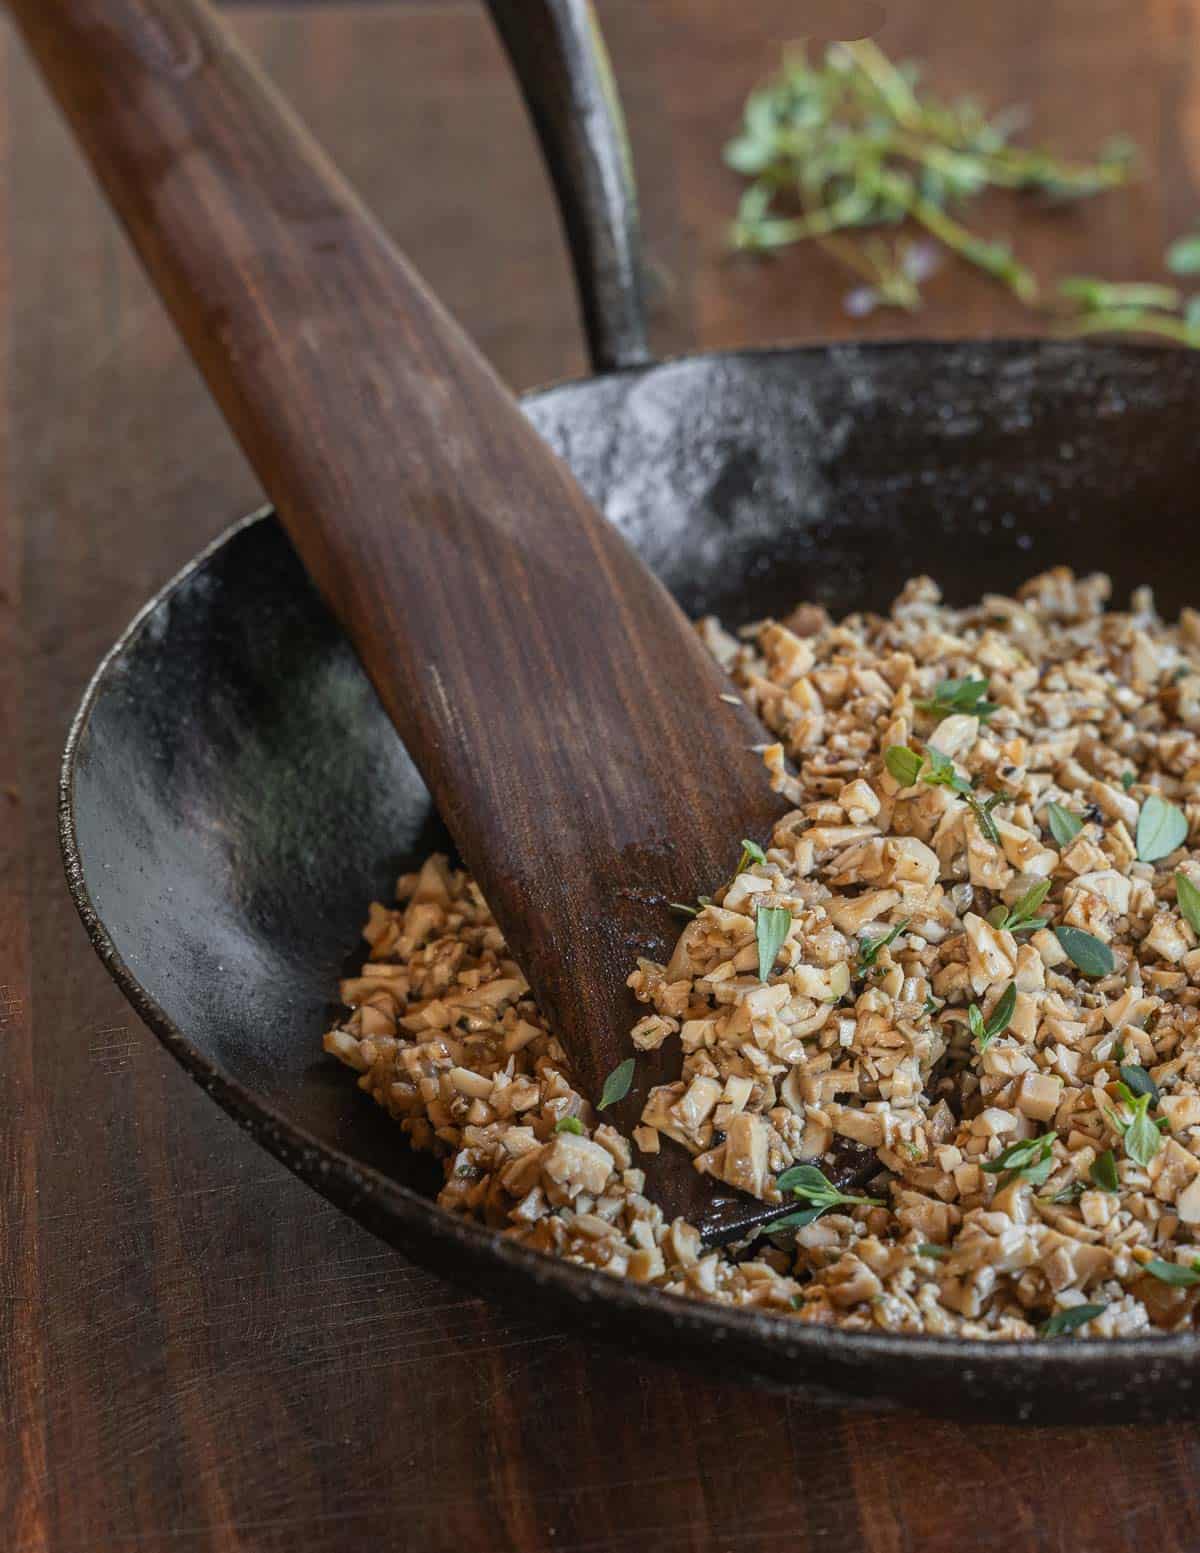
[4,3,1200,1549]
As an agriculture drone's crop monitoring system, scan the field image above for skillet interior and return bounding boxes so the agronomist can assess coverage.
[62,339,1200,1422]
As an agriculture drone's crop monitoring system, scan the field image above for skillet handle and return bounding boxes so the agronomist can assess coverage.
[484,0,652,373]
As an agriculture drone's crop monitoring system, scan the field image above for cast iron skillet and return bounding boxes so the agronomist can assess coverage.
[60,0,1200,1422]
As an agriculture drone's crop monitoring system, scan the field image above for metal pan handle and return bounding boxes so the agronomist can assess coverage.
[485,0,651,373]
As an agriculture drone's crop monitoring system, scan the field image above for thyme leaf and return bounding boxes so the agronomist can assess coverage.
[988,878,1051,935]
[725,40,1134,314]
[1177,871,1200,935]
[1144,1258,1200,1287]
[756,904,793,982]
[775,1163,884,1222]
[969,980,1017,1053]
[598,1058,635,1111]
[1054,925,1114,978]
[1136,793,1189,863]
[915,675,998,722]
[855,917,910,977]
[1089,1149,1119,1193]
[1040,1304,1105,1337]
[1045,801,1084,847]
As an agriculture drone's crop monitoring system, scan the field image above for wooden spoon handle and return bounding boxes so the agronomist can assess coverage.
[13,0,789,1236]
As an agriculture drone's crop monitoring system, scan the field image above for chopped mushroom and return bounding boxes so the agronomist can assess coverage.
[325,569,1200,1339]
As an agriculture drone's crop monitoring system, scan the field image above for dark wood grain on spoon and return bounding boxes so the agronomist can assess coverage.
[6,0,854,1240]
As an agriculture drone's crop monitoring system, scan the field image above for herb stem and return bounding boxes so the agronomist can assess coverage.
[1054,310,1200,347]
[898,186,1039,303]
[840,39,924,128]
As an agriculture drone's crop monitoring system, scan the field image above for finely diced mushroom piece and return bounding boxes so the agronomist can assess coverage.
[881,837,940,892]
[1067,869,1133,919]
[1178,1176,1200,1226]
[541,1134,616,1197]
[630,1014,677,1051]
[449,1066,493,1099]
[826,890,902,935]
[1144,912,1193,964]
[674,1075,723,1134]
[1014,1072,1062,1123]
[993,819,1056,877]
[962,913,1018,994]
[720,1114,769,1196]
[838,778,881,823]
[927,713,979,760]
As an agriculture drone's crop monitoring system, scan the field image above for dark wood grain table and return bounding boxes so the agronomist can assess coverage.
[5,3,1200,1549]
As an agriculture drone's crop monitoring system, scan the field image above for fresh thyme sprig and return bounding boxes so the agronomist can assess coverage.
[1105,1081,1165,1168]
[981,1131,1058,1189]
[598,1058,635,1111]
[1041,1303,1105,1337]
[987,878,1051,936]
[755,904,793,982]
[1136,793,1189,864]
[771,1163,884,1229]
[884,744,1007,844]
[1144,1257,1200,1288]
[1055,275,1200,347]
[854,916,909,980]
[968,981,1016,1053]
[915,675,997,722]
[725,40,1134,314]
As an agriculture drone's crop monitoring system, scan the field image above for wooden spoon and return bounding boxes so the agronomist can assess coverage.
[11,0,861,1241]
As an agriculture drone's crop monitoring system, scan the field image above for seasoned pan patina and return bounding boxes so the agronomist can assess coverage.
[63,338,1200,1420]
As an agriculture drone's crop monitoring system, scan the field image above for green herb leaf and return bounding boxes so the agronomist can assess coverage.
[991,878,1051,935]
[971,980,1017,1052]
[884,745,924,788]
[737,838,767,873]
[669,901,700,918]
[598,1057,635,1111]
[725,41,1136,318]
[774,1163,835,1195]
[1054,925,1115,978]
[915,676,998,722]
[1121,770,1136,791]
[1136,792,1189,863]
[1177,871,1200,935]
[856,917,909,976]
[1143,1257,1200,1287]
[1044,1181,1085,1204]
[917,1243,950,1259]
[982,1131,1056,1186]
[1167,231,1200,275]
[922,746,972,794]
[1010,876,1051,922]
[1119,1064,1160,1105]
[1040,1304,1105,1337]
[554,1116,585,1135]
[1089,1149,1119,1193]
[1123,1093,1163,1167]
[774,1162,883,1221]
[766,1205,828,1231]
[965,792,1002,846]
[756,904,793,982]
[1060,277,1180,311]
[1046,801,1084,847]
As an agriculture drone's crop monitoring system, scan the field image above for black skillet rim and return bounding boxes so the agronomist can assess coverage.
[57,337,1200,1398]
